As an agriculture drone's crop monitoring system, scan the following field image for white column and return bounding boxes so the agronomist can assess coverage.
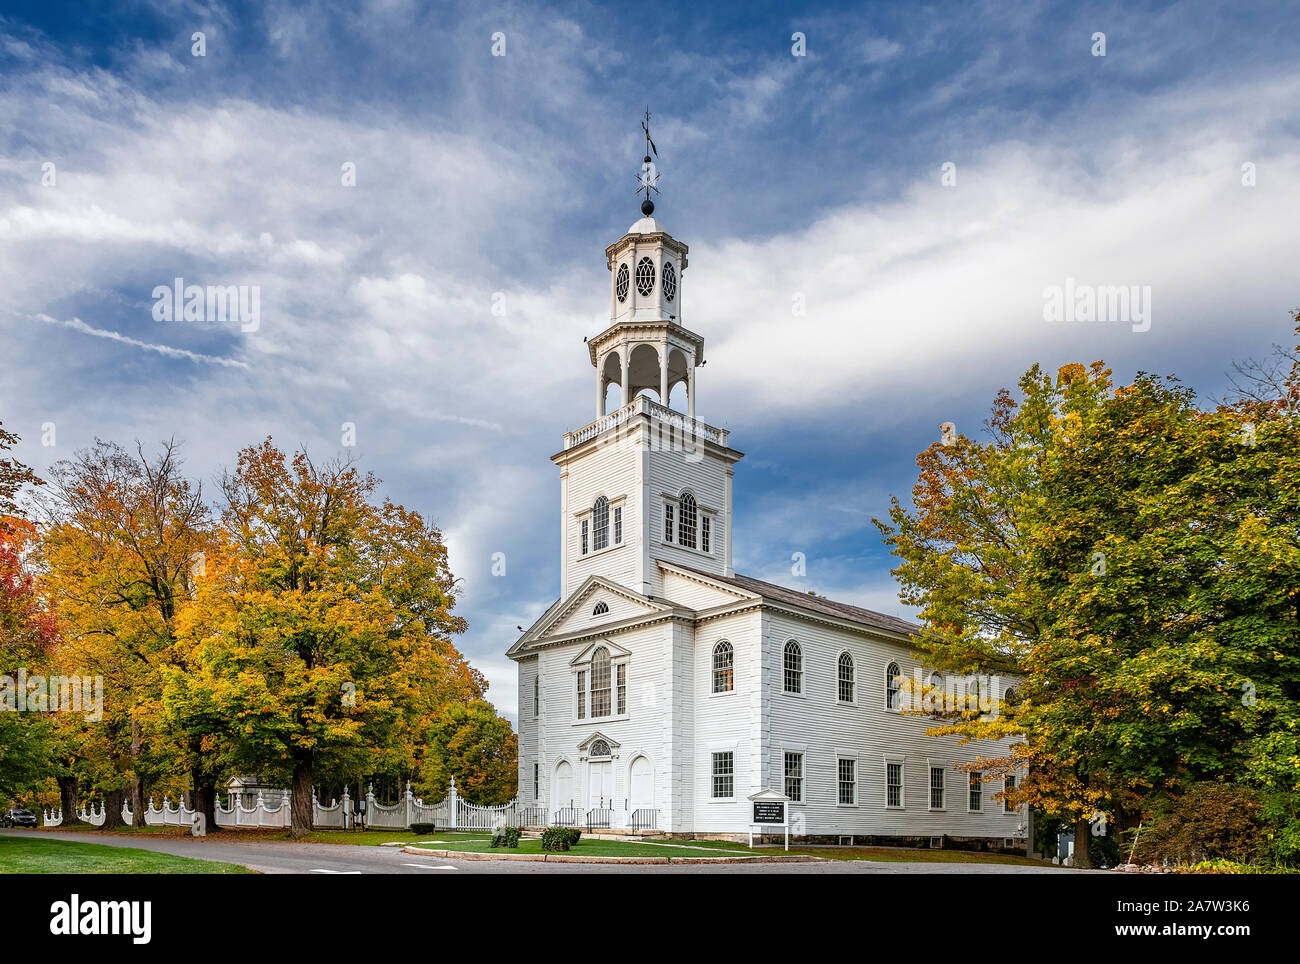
[687,357,696,420]
[621,343,630,406]
[597,371,605,417]
[659,344,668,407]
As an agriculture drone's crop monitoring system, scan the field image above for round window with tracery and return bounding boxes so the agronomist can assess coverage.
[635,257,656,297]
[615,263,629,302]
[662,260,676,302]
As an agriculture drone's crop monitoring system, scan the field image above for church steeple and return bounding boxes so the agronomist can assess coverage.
[556,120,740,599]
[588,114,703,419]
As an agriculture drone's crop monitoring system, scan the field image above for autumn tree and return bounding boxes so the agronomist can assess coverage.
[877,313,1300,867]
[167,440,476,836]
[0,517,61,803]
[41,439,213,828]
[0,423,59,805]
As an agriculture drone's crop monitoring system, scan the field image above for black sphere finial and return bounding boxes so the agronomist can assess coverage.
[641,197,655,216]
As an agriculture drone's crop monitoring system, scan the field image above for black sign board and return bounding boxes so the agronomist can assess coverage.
[752,801,785,824]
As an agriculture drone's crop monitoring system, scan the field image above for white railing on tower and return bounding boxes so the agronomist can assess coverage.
[563,395,728,449]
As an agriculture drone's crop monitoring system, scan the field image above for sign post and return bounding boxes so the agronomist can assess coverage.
[746,789,791,851]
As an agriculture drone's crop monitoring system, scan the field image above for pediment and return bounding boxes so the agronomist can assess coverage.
[569,638,632,665]
[531,575,668,641]
[577,731,620,757]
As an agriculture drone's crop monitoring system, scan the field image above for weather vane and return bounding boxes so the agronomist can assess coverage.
[636,107,660,216]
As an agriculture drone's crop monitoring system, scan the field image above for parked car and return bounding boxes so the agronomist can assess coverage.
[2,808,38,828]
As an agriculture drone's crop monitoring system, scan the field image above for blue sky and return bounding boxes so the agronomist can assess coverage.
[2,0,1297,722]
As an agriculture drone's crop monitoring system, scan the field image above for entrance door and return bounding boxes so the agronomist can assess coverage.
[554,762,573,809]
[587,761,611,809]
[629,756,653,813]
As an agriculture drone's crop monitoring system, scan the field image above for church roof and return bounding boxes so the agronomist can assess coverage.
[673,564,921,638]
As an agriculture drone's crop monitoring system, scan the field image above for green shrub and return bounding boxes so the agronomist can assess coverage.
[491,826,522,849]
[540,827,573,851]
[409,823,438,835]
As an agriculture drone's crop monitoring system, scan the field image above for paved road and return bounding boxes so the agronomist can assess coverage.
[2,829,1094,874]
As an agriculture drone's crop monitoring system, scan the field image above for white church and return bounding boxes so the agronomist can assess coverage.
[508,155,1026,847]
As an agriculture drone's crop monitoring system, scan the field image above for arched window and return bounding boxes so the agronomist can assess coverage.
[712,641,734,693]
[591,647,611,717]
[678,491,697,549]
[886,662,902,710]
[592,496,609,551]
[590,739,610,758]
[783,640,802,694]
[838,652,855,702]
[592,601,609,616]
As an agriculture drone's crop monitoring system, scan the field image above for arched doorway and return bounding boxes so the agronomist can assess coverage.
[553,761,573,809]
[629,755,654,818]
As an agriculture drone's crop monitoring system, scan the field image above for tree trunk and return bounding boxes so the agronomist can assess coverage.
[191,776,218,831]
[100,788,125,830]
[130,716,146,826]
[290,751,313,838]
[1073,819,1093,869]
[58,774,85,825]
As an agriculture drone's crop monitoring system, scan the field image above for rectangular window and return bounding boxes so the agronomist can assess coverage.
[533,676,539,718]
[577,671,586,720]
[838,758,856,805]
[711,752,734,798]
[533,763,539,800]
[663,503,674,542]
[591,657,611,718]
[701,515,711,553]
[678,496,697,548]
[1003,774,1017,814]
[887,762,903,808]
[613,506,622,544]
[784,752,803,802]
[930,766,946,810]
[969,771,983,811]
[616,663,626,715]
[581,519,589,555]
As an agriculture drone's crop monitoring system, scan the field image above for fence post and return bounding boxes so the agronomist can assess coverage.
[405,780,414,828]
[342,786,351,829]
[449,775,458,830]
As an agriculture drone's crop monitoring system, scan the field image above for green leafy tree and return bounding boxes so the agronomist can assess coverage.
[877,313,1300,867]
[419,699,518,805]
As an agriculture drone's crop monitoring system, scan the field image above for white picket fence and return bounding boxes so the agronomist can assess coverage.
[42,777,519,832]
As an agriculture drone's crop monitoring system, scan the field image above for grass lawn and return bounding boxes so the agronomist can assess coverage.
[0,835,254,874]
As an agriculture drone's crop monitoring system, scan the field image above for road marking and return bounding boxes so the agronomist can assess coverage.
[402,863,457,870]
[309,868,361,874]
